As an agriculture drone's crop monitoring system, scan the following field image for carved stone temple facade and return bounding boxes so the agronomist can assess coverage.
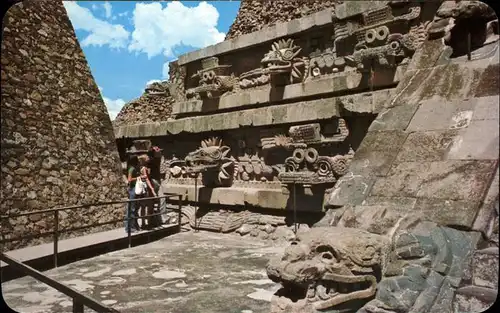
[113,1,499,312]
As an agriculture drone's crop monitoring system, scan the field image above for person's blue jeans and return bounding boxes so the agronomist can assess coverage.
[124,188,138,232]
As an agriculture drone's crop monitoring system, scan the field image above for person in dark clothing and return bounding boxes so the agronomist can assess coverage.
[124,155,140,233]
[147,146,164,227]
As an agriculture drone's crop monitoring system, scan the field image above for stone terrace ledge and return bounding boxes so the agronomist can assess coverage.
[178,1,387,65]
[114,89,390,139]
[178,8,333,65]
[172,68,401,115]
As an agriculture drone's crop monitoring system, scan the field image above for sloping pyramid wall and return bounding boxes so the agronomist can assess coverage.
[1,0,127,250]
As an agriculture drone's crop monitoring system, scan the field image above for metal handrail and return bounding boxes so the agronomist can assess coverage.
[0,253,120,313]
[1,193,184,267]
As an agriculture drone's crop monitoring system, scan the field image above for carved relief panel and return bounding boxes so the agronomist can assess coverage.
[156,118,354,193]
[185,57,236,100]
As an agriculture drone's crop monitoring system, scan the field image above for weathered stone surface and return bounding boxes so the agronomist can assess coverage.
[348,130,408,176]
[471,248,499,289]
[391,63,484,109]
[371,160,497,201]
[473,164,499,236]
[447,119,499,160]
[413,197,481,229]
[407,98,476,132]
[395,130,459,162]
[182,5,335,65]
[115,97,342,138]
[2,232,284,313]
[113,91,174,127]
[472,96,500,121]
[368,102,420,131]
[327,175,376,207]
[172,81,390,115]
[267,226,479,313]
[406,40,453,71]
[474,63,500,97]
[165,184,288,210]
[454,286,498,312]
[1,0,126,250]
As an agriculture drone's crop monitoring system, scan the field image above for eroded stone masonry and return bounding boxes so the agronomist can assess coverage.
[114,1,499,312]
[1,0,126,250]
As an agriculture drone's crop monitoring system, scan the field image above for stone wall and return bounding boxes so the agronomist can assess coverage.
[113,91,174,127]
[225,0,338,40]
[1,0,126,251]
[326,39,499,236]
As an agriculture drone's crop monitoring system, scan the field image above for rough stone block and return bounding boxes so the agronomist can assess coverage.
[413,198,481,229]
[178,7,333,65]
[335,1,386,20]
[417,63,483,102]
[386,68,435,107]
[448,119,499,160]
[395,130,459,162]
[368,103,420,131]
[474,63,499,98]
[172,100,203,115]
[338,89,390,114]
[472,96,499,121]
[349,130,408,176]
[337,197,418,235]
[407,98,476,132]
[164,184,288,209]
[454,286,498,312]
[371,160,497,201]
[472,248,499,289]
[473,165,499,236]
[407,40,452,71]
[326,175,376,207]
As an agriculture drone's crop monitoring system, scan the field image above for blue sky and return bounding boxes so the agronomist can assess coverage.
[62,1,240,119]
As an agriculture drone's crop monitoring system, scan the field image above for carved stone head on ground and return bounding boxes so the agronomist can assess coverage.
[267,227,390,313]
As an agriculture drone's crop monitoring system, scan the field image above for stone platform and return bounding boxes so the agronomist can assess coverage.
[2,232,284,313]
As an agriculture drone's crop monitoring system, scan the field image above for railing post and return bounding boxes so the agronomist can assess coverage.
[53,210,59,268]
[127,199,132,248]
[467,28,472,61]
[72,299,84,313]
[194,174,198,232]
[293,182,297,234]
[178,195,182,233]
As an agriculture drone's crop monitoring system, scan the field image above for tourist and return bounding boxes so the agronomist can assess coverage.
[147,146,165,227]
[124,155,140,233]
[137,154,157,229]
[147,146,162,196]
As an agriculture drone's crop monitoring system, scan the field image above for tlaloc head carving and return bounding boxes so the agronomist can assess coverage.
[267,227,390,313]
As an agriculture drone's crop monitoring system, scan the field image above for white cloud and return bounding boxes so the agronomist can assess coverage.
[146,79,161,86]
[143,79,161,93]
[128,1,225,59]
[91,4,98,11]
[63,2,129,49]
[98,85,103,92]
[103,96,126,120]
[102,2,112,19]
